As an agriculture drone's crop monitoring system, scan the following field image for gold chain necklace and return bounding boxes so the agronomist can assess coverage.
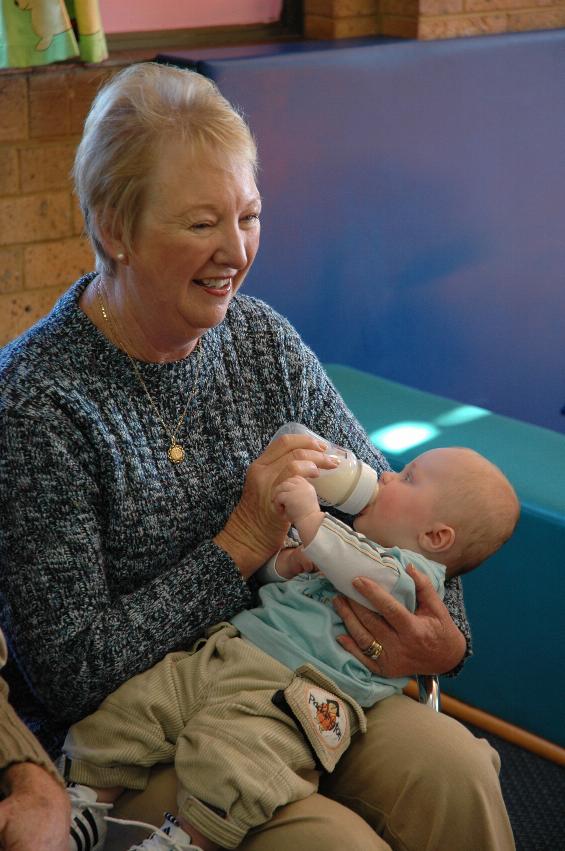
[96,278,203,465]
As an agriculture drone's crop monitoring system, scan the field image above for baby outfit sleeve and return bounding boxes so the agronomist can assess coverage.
[304,515,445,614]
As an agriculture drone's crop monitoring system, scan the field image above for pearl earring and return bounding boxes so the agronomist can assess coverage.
[116,252,125,262]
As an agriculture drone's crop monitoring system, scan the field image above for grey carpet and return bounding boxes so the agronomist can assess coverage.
[464,722,565,851]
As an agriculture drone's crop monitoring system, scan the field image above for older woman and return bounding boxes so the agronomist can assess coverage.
[0,63,513,850]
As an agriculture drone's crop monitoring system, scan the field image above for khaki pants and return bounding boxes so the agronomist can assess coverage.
[66,625,365,848]
[112,690,515,851]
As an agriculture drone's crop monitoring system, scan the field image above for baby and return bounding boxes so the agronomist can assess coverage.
[66,446,519,851]
[275,444,519,586]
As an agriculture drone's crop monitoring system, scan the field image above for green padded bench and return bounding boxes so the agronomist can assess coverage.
[324,364,565,747]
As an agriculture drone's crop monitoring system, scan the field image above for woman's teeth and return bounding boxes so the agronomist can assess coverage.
[194,278,231,289]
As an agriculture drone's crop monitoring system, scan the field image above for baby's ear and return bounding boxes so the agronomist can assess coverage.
[418,523,455,554]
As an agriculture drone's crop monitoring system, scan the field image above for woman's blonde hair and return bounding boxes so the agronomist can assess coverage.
[73,62,258,276]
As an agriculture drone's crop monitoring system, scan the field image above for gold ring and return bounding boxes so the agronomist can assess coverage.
[363,639,383,661]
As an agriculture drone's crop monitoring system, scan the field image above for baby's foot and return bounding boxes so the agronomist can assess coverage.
[68,782,112,850]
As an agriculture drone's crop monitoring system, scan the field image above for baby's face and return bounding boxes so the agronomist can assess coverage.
[353,449,458,550]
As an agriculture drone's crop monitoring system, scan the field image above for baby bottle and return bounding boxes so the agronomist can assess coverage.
[271,422,379,515]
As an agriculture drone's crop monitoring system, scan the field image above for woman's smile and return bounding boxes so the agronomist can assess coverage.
[193,277,233,295]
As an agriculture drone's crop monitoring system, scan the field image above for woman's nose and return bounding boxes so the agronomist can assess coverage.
[214,225,248,269]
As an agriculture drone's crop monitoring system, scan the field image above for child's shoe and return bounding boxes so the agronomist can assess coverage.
[122,812,203,850]
[68,782,113,851]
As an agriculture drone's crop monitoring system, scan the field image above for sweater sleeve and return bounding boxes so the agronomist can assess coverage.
[0,410,254,725]
[0,632,63,784]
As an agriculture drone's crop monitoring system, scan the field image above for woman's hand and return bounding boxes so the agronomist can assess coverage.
[214,433,336,577]
[333,564,466,676]
[0,763,70,851]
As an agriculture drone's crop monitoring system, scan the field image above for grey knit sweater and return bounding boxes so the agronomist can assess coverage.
[0,274,469,755]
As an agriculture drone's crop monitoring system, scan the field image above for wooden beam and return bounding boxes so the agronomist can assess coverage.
[404,680,565,766]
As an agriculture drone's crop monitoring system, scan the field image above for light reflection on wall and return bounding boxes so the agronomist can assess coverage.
[370,405,491,455]
[435,405,490,427]
[370,423,439,454]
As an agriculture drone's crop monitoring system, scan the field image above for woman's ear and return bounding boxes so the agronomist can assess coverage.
[418,523,455,555]
[95,210,125,262]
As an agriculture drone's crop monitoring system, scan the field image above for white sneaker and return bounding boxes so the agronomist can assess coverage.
[116,812,203,850]
[68,783,113,851]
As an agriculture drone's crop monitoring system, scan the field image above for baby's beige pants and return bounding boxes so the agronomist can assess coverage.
[65,624,365,848]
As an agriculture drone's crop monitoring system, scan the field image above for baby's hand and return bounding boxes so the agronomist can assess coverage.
[274,546,317,580]
[274,476,319,524]
[273,476,323,546]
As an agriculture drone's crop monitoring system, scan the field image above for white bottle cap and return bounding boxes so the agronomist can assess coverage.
[335,462,379,515]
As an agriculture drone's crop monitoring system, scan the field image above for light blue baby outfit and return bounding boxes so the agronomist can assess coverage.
[232,514,446,708]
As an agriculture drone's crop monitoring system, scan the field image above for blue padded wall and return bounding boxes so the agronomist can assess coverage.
[160,32,565,434]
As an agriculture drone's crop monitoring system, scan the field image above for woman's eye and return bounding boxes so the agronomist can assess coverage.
[242,213,261,224]
[188,219,217,231]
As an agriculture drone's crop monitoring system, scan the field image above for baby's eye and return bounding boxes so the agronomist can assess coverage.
[403,471,413,482]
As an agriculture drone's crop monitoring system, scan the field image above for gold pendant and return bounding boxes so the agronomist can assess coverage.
[168,442,185,464]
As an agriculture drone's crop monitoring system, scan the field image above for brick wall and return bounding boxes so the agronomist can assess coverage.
[305,0,565,38]
[0,65,117,347]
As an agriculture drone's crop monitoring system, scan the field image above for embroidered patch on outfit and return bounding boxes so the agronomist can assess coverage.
[282,675,360,772]
[305,684,348,750]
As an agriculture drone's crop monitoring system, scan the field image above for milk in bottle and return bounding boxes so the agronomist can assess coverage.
[271,422,379,514]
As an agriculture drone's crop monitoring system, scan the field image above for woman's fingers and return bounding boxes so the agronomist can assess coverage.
[260,433,326,464]
[351,577,414,628]
[333,568,467,677]
[272,459,320,487]
[334,592,418,677]
[404,563,447,614]
[334,596,393,648]
[262,433,340,476]
[336,632,387,675]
